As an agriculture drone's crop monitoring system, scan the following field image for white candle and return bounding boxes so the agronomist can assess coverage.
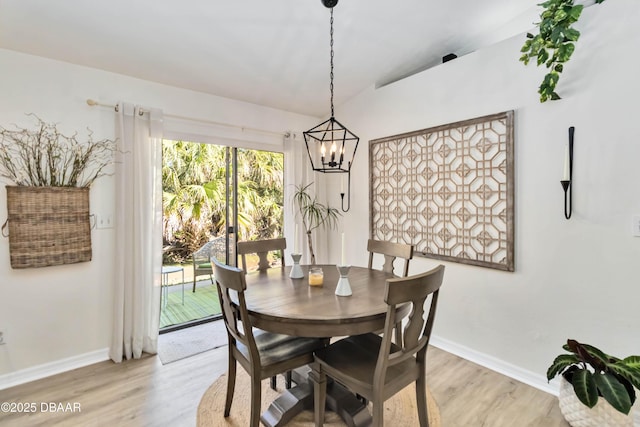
[562,143,570,181]
[294,226,299,254]
[341,232,346,266]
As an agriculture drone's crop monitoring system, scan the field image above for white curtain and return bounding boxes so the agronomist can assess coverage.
[283,132,330,264]
[110,103,164,363]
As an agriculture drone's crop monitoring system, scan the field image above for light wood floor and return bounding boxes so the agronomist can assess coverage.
[0,344,568,427]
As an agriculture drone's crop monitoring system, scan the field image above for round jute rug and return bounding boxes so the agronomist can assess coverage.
[197,370,441,426]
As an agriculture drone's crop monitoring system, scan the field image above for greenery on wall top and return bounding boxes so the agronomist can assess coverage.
[520,0,607,102]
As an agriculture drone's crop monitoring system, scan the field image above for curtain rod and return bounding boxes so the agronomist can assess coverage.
[86,99,286,137]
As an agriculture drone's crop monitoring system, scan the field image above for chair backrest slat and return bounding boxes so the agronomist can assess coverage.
[367,239,414,277]
[237,238,287,273]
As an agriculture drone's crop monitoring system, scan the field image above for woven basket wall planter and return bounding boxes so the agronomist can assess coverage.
[558,377,639,427]
[4,186,92,269]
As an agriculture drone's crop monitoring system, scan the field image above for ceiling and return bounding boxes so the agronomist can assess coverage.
[0,0,540,117]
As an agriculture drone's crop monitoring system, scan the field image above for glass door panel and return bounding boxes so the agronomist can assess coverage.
[160,140,283,330]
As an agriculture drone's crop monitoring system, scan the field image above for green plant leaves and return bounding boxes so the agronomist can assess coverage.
[623,355,640,369]
[292,183,341,264]
[547,354,580,380]
[580,343,614,363]
[569,4,584,20]
[594,373,633,414]
[520,0,605,102]
[539,72,561,102]
[609,359,640,390]
[557,43,576,62]
[548,340,640,416]
[572,370,599,408]
[565,28,580,41]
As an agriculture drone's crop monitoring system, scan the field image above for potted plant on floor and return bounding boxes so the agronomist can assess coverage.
[547,339,640,426]
[292,182,340,265]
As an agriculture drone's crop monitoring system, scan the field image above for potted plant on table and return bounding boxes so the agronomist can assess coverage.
[547,339,640,426]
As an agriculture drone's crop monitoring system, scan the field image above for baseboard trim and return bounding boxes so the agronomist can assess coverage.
[430,335,560,396]
[1,339,561,396]
[0,348,110,390]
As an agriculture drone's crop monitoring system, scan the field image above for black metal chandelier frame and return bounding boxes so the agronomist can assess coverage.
[303,0,359,212]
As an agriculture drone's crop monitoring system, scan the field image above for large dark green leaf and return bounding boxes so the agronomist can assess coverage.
[594,372,632,414]
[537,49,550,66]
[553,8,568,23]
[569,5,584,20]
[547,354,580,380]
[565,28,580,42]
[609,360,640,390]
[581,343,616,365]
[623,355,640,370]
[557,43,575,62]
[572,370,598,408]
[550,26,564,45]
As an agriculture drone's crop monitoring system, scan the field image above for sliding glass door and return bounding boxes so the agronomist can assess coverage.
[160,140,283,330]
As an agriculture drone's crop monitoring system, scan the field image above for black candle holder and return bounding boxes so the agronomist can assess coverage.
[561,126,574,220]
[340,169,351,212]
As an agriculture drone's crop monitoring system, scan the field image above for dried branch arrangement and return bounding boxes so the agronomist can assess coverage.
[0,114,117,187]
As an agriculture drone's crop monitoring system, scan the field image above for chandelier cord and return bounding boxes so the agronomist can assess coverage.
[329,7,334,118]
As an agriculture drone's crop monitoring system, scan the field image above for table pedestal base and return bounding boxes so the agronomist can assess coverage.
[260,367,372,427]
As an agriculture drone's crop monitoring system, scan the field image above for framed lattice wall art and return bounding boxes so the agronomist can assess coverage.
[369,111,514,271]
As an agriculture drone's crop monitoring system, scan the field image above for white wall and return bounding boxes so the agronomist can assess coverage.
[330,0,640,391]
[0,48,316,384]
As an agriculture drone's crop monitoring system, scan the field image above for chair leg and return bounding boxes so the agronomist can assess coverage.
[416,375,429,427]
[372,402,384,427]
[193,275,197,293]
[224,353,236,417]
[270,375,277,390]
[250,373,262,427]
[286,370,292,389]
[371,390,385,427]
[311,363,326,427]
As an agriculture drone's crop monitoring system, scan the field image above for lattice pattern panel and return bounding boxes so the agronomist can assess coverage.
[369,111,514,271]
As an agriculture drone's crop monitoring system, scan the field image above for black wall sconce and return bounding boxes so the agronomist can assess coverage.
[560,126,574,219]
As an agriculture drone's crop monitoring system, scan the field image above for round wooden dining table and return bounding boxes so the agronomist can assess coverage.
[244,264,407,337]
[242,264,410,427]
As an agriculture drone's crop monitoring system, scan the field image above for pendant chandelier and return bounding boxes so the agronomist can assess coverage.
[303,0,359,212]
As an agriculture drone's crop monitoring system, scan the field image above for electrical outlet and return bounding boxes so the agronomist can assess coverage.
[96,214,114,229]
[0,328,6,345]
[633,216,640,237]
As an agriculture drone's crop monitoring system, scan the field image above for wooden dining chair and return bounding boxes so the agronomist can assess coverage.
[367,238,414,277]
[212,259,326,427]
[368,239,415,344]
[236,237,292,389]
[312,264,445,427]
[237,237,287,273]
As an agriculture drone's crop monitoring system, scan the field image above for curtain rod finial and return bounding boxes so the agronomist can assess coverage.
[86,99,99,106]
